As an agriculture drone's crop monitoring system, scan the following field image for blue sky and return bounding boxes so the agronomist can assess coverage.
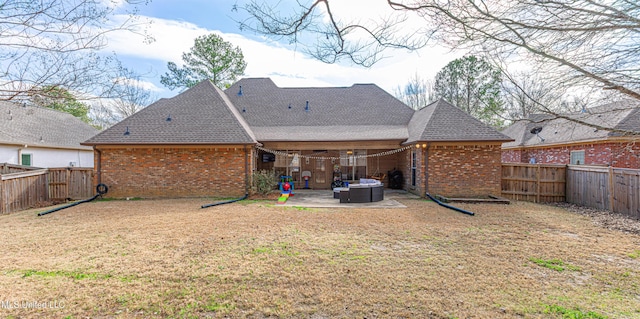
[105,0,462,99]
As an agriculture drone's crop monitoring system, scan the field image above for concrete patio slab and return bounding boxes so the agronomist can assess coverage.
[281,189,418,208]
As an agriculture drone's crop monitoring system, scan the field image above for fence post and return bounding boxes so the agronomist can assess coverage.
[536,164,541,203]
[0,178,4,214]
[608,166,614,212]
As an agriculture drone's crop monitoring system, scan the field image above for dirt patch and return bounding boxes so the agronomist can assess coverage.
[0,199,638,318]
[553,202,640,235]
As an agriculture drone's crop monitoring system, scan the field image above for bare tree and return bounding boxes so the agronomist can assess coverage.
[501,70,564,120]
[393,72,434,110]
[110,68,157,119]
[0,0,151,102]
[89,103,119,130]
[240,0,640,133]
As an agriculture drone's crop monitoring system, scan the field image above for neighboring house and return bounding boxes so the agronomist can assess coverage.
[83,78,512,199]
[0,101,98,168]
[501,100,640,168]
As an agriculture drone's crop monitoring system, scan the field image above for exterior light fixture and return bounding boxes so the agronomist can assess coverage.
[124,126,130,136]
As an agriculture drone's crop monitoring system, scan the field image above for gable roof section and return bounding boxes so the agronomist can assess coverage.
[224,78,414,141]
[502,100,640,148]
[84,80,257,145]
[406,99,512,143]
[0,101,98,150]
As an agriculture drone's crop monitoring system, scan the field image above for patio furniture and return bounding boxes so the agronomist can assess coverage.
[337,181,384,203]
[333,187,349,199]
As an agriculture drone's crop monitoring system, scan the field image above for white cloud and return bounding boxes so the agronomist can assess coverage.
[103,14,462,96]
[112,76,163,92]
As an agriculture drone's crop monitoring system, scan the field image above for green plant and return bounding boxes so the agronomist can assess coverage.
[251,169,278,195]
[529,258,581,272]
[543,304,607,319]
[629,250,640,259]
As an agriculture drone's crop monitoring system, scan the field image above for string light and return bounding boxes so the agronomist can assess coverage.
[255,145,413,160]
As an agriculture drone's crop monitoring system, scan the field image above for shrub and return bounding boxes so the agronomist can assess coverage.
[252,169,278,195]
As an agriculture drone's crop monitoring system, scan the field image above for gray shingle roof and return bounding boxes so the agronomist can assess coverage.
[0,101,98,150]
[502,100,640,148]
[84,80,257,145]
[85,78,511,145]
[406,99,513,143]
[224,78,415,141]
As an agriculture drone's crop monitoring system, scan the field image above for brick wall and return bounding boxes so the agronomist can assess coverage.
[426,144,503,197]
[95,146,251,198]
[502,149,522,163]
[503,141,640,168]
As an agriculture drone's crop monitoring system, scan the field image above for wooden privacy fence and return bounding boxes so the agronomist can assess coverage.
[48,168,94,201]
[502,163,640,220]
[1,163,36,174]
[0,169,49,214]
[0,165,93,214]
[501,163,566,202]
[566,165,640,220]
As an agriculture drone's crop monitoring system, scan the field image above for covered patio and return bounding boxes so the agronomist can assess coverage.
[277,189,417,208]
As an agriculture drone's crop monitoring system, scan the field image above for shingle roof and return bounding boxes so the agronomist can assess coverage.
[85,78,511,145]
[84,80,257,145]
[502,100,640,148]
[406,99,513,143]
[0,101,98,150]
[224,78,415,141]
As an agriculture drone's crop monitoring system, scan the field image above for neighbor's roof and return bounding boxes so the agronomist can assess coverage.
[84,80,257,145]
[0,101,98,150]
[502,100,640,148]
[224,78,414,141]
[406,99,512,144]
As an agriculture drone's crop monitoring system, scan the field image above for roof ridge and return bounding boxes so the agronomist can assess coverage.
[211,81,257,143]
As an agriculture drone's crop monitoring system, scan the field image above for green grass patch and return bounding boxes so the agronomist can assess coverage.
[628,250,640,259]
[18,269,141,282]
[543,304,607,319]
[530,258,581,272]
[22,269,107,280]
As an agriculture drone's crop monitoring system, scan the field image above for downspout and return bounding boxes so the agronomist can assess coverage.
[201,144,250,209]
[244,144,249,195]
[94,147,102,185]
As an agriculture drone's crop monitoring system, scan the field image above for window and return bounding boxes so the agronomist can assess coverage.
[570,150,585,165]
[411,150,417,187]
[339,149,366,180]
[21,153,32,166]
[274,151,301,182]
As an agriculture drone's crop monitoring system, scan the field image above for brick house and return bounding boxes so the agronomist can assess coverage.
[83,78,511,198]
[501,100,640,168]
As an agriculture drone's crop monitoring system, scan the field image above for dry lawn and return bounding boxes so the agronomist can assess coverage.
[0,197,639,319]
